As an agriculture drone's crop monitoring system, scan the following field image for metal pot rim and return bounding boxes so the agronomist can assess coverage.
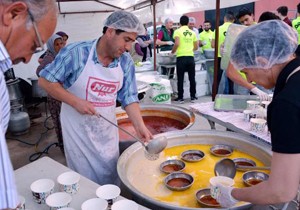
[117,130,272,210]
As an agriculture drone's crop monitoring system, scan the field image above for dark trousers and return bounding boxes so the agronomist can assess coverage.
[140,45,152,62]
[176,56,196,99]
[47,95,63,151]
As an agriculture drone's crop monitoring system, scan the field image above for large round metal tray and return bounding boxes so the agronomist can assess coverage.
[117,130,272,210]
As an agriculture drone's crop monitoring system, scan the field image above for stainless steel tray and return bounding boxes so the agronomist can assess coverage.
[214,94,259,112]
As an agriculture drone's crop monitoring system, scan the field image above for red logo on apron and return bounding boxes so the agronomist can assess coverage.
[91,81,117,96]
[86,77,119,107]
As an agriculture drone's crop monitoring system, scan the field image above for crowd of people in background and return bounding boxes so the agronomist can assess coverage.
[151,4,300,103]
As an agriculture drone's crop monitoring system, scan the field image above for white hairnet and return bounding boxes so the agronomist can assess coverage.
[230,20,298,70]
[104,10,145,35]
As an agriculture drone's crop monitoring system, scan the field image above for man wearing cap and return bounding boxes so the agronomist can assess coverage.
[39,10,152,185]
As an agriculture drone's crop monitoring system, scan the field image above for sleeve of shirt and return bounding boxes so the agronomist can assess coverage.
[0,126,19,209]
[117,53,139,108]
[39,42,91,89]
[157,31,164,40]
[137,37,148,48]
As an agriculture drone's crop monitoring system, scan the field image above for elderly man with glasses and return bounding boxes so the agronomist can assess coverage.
[0,1,57,209]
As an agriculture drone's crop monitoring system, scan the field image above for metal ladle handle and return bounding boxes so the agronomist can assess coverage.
[97,114,146,147]
[236,165,271,171]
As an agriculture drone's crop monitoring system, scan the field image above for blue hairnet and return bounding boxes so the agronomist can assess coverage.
[104,10,145,35]
[230,20,298,70]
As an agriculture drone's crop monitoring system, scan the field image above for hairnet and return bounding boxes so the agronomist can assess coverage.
[230,20,298,70]
[104,10,145,35]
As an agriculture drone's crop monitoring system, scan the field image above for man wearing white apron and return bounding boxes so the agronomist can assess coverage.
[39,11,152,185]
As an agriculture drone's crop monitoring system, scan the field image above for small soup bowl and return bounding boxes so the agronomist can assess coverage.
[81,198,108,210]
[164,172,194,191]
[246,100,260,110]
[243,171,269,186]
[159,159,185,174]
[30,178,54,204]
[233,158,256,171]
[180,150,205,162]
[57,171,80,195]
[210,144,233,157]
[195,188,220,208]
[111,199,138,210]
[250,118,267,132]
[46,192,72,210]
[96,184,121,206]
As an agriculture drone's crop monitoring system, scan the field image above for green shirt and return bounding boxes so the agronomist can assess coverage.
[212,22,232,57]
[173,26,197,57]
[199,29,214,51]
[292,17,300,44]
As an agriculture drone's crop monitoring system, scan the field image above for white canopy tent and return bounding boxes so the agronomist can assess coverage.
[14,0,258,83]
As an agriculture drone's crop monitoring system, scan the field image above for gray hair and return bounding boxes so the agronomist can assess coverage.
[164,17,174,25]
[189,17,196,24]
[2,0,57,28]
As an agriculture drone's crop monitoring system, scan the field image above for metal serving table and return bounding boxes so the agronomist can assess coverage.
[14,157,150,210]
[189,102,271,145]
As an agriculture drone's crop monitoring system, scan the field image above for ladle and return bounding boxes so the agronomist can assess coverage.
[97,114,168,156]
[214,158,270,179]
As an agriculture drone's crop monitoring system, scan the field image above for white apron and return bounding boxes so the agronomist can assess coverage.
[60,41,123,185]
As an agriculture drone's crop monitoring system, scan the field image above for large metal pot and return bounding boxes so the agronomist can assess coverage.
[117,130,272,210]
[116,104,195,153]
[157,52,176,65]
[28,77,47,97]
[6,78,23,102]
[203,49,215,59]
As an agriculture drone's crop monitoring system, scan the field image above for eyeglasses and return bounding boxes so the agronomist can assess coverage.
[28,10,44,53]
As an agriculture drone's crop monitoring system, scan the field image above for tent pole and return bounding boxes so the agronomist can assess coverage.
[212,0,220,101]
[152,0,157,72]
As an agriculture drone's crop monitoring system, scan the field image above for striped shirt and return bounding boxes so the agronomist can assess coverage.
[39,38,139,107]
[0,41,19,209]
